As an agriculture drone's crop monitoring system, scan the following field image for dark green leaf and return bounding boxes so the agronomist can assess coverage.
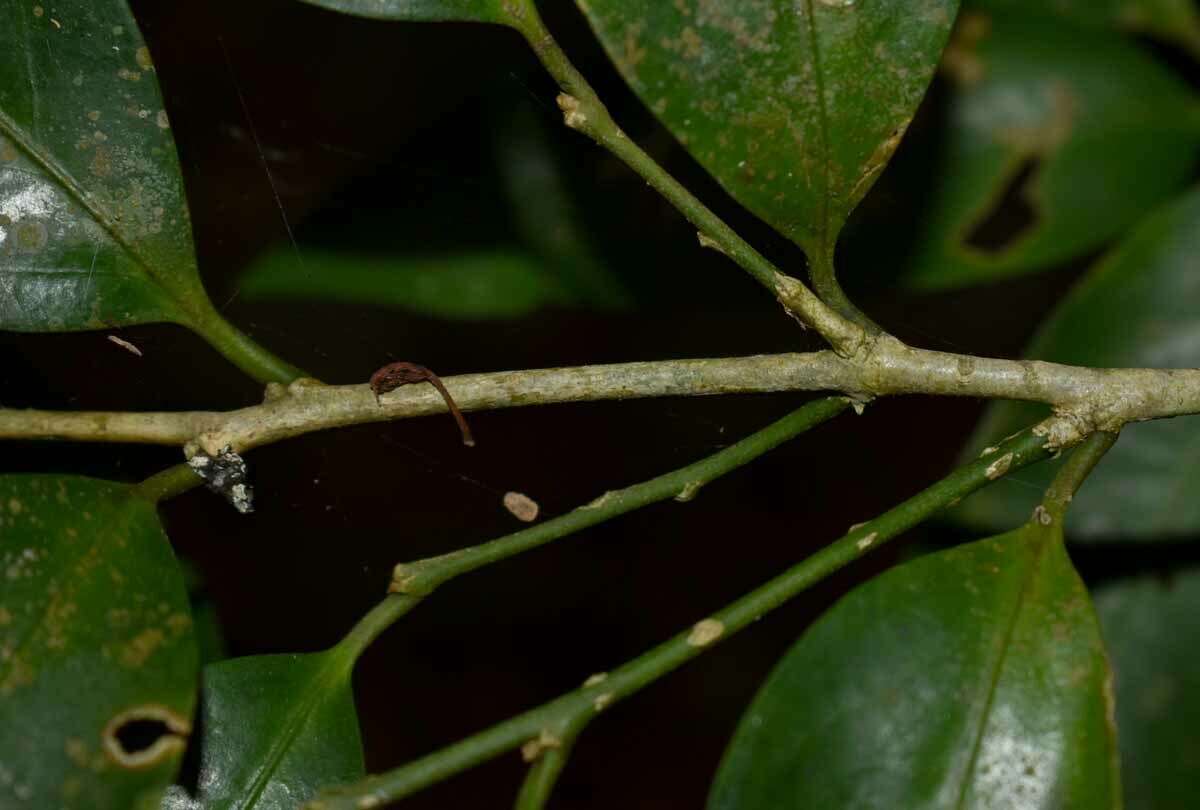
[238,248,573,320]
[298,0,523,25]
[901,12,1200,289]
[0,0,222,331]
[162,652,363,809]
[576,0,958,264]
[710,521,1118,810]
[1095,571,1200,810]
[493,101,630,310]
[967,0,1200,52]
[0,475,197,808]
[957,188,1200,539]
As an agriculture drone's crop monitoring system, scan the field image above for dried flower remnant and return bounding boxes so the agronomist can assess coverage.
[369,361,475,447]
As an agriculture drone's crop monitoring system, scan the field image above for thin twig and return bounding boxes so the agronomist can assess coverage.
[303,419,1063,810]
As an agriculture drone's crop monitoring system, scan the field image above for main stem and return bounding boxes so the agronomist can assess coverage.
[304,422,1060,809]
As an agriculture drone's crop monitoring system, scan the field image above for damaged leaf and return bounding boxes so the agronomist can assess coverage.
[901,11,1200,289]
[0,475,197,808]
[711,519,1118,809]
[958,188,1200,539]
[576,0,958,268]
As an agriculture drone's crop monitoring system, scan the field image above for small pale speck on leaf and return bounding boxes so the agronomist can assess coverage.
[856,532,878,551]
[583,672,608,687]
[503,491,539,522]
[593,692,614,712]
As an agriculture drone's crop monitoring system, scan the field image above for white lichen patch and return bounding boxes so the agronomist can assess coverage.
[583,672,608,688]
[520,729,562,762]
[687,618,724,647]
[186,445,254,513]
[856,532,878,551]
[985,452,1014,480]
[1032,505,1053,526]
[583,491,616,510]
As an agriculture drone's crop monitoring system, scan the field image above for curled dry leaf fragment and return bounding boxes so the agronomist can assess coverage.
[106,334,143,356]
[503,491,539,522]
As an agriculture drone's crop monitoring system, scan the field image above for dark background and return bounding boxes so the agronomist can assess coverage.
[1,2,1185,807]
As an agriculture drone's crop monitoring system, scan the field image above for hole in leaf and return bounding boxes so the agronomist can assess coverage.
[964,154,1041,254]
[103,705,190,769]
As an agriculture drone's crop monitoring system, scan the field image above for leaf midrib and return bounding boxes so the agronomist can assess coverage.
[231,654,347,810]
[801,0,832,254]
[951,528,1054,809]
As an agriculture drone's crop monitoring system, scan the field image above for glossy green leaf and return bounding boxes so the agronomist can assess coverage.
[0,0,219,331]
[238,248,575,320]
[0,475,197,808]
[298,0,523,25]
[901,12,1200,289]
[1095,570,1200,810]
[710,520,1118,810]
[968,0,1200,52]
[576,0,958,263]
[957,188,1200,539]
[162,652,363,809]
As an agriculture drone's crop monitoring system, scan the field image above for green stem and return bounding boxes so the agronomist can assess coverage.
[512,714,587,810]
[190,300,309,384]
[809,248,879,334]
[333,594,421,666]
[391,397,850,595]
[131,462,202,503]
[507,5,861,355]
[1041,430,1119,522]
[303,424,1056,810]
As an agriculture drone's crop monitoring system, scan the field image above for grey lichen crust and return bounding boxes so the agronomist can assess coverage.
[186,444,254,513]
